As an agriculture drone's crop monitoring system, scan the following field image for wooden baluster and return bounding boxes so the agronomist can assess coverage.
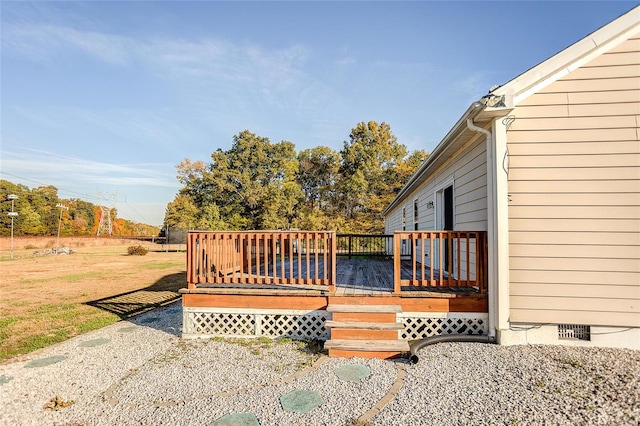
[247,233,253,283]
[314,233,319,283]
[304,232,311,284]
[438,232,444,286]
[272,232,277,282]
[455,232,460,287]
[420,233,426,286]
[323,233,328,284]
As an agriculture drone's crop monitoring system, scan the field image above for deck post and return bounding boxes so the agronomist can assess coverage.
[393,232,401,294]
[330,231,337,292]
[187,233,195,289]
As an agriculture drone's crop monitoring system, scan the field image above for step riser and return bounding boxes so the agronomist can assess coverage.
[329,349,404,360]
[331,312,396,323]
[326,304,406,360]
[330,329,399,340]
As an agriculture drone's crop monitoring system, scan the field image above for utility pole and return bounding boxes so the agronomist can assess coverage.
[55,203,69,253]
[6,194,18,259]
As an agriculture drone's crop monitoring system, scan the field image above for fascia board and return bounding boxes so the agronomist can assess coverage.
[492,6,640,104]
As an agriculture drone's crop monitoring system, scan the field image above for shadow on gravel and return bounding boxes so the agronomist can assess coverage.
[86,272,186,319]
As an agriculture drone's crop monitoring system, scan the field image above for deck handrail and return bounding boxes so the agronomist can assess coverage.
[187,231,336,291]
[393,231,487,294]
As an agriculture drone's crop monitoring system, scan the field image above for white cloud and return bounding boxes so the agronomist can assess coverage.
[3,21,313,95]
[1,149,180,189]
[2,23,131,65]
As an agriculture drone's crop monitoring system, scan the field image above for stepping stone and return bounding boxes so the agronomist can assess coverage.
[210,412,260,426]
[335,364,371,382]
[280,389,323,413]
[24,355,67,368]
[0,375,13,385]
[118,326,138,333]
[79,338,111,348]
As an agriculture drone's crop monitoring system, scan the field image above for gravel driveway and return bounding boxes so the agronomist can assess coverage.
[1,302,638,425]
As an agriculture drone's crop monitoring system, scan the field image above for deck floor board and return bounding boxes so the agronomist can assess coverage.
[202,257,478,296]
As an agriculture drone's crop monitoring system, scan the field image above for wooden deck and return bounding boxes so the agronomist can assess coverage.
[195,257,480,297]
[335,258,393,295]
[187,230,487,294]
[182,232,488,353]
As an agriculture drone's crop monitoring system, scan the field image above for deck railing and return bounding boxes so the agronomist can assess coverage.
[393,231,487,294]
[336,234,415,258]
[187,231,336,290]
[336,234,400,258]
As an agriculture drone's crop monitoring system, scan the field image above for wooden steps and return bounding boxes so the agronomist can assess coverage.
[324,321,404,330]
[325,303,408,359]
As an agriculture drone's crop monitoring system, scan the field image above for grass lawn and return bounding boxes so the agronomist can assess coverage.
[0,237,186,362]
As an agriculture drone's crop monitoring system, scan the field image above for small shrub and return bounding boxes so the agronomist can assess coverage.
[44,396,74,411]
[127,245,148,256]
[24,244,38,250]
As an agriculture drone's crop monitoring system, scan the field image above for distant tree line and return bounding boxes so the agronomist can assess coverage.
[0,180,159,237]
[164,121,427,234]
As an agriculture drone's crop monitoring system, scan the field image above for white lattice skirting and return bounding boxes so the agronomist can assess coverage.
[397,312,489,340]
[183,308,488,341]
[182,307,331,340]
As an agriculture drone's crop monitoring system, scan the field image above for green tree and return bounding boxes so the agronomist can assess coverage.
[0,180,28,236]
[337,121,428,232]
[69,199,96,235]
[165,193,199,230]
[165,124,426,235]
[166,130,304,231]
[19,204,45,235]
[297,146,339,210]
[28,185,59,235]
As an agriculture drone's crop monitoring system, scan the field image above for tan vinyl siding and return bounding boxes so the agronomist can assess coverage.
[508,32,640,328]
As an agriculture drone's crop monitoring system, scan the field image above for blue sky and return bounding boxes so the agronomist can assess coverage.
[1,1,636,227]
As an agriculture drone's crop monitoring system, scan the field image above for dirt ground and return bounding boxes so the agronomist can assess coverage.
[0,237,187,362]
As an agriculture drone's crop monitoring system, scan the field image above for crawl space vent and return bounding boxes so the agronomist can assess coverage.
[558,324,591,341]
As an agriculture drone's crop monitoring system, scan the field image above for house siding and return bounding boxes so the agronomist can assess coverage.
[385,135,488,278]
[507,32,640,328]
[385,135,488,234]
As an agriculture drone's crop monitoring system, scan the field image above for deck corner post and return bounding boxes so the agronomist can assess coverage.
[393,232,401,294]
[330,231,337,292]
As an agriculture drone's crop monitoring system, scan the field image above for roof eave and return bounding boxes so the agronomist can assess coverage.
[491,5,640,103]
[383,102,485,217]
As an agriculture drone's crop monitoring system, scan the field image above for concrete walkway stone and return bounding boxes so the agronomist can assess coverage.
[24,355,67,368]
[210,412,260,426]
[335,364,371,382]
[280,389,323,413]
[78,338,111,347]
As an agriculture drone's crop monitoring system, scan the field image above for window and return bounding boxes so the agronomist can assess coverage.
[402,207,406,230]
[414,199,419,230]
